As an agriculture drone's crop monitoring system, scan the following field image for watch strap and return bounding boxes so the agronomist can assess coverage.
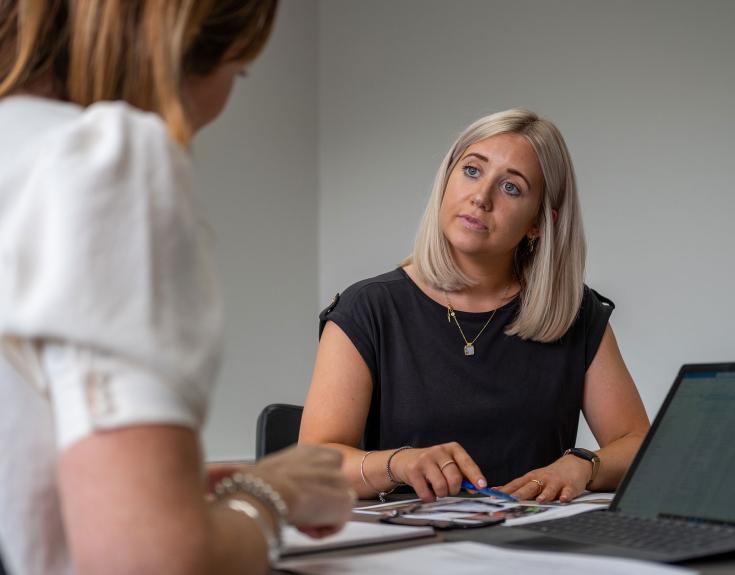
[563,447,600,489]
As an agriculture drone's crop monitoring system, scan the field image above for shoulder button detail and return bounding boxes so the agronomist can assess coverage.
[325,293,340,314]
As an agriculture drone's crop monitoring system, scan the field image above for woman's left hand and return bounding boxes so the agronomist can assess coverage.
[496,454,594,503]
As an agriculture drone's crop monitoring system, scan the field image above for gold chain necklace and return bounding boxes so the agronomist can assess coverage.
[445,284,510,357]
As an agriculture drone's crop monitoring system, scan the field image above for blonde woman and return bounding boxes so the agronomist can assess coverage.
[0,2,352,574]
[300,109,649,505]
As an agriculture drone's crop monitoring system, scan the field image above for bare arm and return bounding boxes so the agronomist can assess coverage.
[59,425,352,575]
[300,321,485,502]
[300,321,381,498]
[501,325,650,501]
[581,324,650,490]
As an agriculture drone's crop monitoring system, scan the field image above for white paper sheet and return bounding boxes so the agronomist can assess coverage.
[277,541,695,575]
[282,521,434,556]
[353,498,422,514]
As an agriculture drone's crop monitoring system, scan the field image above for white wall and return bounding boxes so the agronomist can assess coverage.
[195,0,319,460]
[318,0,735,448]
[194,0,734,460]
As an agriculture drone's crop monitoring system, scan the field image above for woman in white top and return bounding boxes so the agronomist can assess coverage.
[0,2,352,574]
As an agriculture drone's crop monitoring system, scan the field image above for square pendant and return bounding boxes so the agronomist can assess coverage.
[464,344,475,356]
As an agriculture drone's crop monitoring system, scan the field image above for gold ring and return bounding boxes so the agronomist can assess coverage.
[530,479,545,489]
[439,460,457,471]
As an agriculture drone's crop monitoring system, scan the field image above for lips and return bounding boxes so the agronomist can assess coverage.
[459,214,488,231]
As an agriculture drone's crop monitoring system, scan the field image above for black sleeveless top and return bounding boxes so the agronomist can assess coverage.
[319,268,614,486]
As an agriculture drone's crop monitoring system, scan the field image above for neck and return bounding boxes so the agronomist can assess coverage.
[454,250,516,289]
[8,72,61,100]
[443,251,519,313]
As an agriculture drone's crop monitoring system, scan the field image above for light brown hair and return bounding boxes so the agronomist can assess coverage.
[404,108,586,342]
[0,0,278,143]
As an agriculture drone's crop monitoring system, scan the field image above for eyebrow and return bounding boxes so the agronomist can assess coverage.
[462,152,532,190]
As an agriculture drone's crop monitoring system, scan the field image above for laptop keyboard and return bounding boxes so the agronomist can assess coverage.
[523,511,735,553]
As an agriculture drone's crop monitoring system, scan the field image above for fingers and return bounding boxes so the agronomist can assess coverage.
[499,471,549,501]
[298,525,343,539]
[447,442,486,489]
[536,480,560,503]
[399,442,483,501]
[404,465,437,502]
[510,480,545,501]
[441,461,464,495]
[559,484,575,503]
[498,473,532,495]
[424,464,450,499]
[501,473,581,503]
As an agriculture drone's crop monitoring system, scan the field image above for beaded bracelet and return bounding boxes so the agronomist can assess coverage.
[213,472,288,523]
[226,499,281,564]
[212,473,288,563]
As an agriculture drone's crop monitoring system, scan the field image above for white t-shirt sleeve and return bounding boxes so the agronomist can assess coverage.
[0,101,223,449]
[42,343,201,449]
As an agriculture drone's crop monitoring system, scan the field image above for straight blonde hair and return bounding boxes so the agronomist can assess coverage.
[0,0,277,144]
[404,108,586,342]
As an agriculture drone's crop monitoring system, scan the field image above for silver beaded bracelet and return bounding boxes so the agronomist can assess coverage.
[213,473,289,563]
[226,499,281,564]
[213,472,288,523]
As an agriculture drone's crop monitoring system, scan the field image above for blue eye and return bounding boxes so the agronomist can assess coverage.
[463,165,480,178]
[502,181,520,196]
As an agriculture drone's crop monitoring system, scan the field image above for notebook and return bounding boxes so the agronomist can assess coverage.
[281,521,435,557]
[501,363,735,563]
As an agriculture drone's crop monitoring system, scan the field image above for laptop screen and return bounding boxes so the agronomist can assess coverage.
[615,366,735,523]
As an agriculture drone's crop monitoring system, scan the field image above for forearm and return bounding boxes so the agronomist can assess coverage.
[590,431,647,491]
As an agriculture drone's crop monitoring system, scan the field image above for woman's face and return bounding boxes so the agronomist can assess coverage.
[439,133,544,265]
[182,60,247,133]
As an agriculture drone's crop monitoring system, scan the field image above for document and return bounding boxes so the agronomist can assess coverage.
[282,521,435,556]
[353,498,422,514]
[278,541,695,574]
[355,496,609,527]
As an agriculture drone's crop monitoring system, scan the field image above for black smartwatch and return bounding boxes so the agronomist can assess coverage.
[563,447,600,489]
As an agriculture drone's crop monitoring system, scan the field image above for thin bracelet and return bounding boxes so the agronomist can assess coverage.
[360,450,397,503]
[226,499,281,564]
[386,445,412,485]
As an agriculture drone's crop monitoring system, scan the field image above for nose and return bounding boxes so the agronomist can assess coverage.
[471,194,491,212]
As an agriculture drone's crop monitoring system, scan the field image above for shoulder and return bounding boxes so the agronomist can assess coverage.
[580,285,615,315]
[7,100,197,245]
[48,100,190,185]
[0,98,192,197]
[572,285,615,342]
[325,269,407,312]
[342,268,407,300]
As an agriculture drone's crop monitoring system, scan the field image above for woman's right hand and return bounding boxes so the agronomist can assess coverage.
[249,444,354,533]
[390,442,487,502]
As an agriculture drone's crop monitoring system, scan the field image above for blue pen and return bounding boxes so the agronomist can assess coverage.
[461,480,518,502]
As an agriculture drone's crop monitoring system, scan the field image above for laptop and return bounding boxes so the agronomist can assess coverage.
[501,363,735,563]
